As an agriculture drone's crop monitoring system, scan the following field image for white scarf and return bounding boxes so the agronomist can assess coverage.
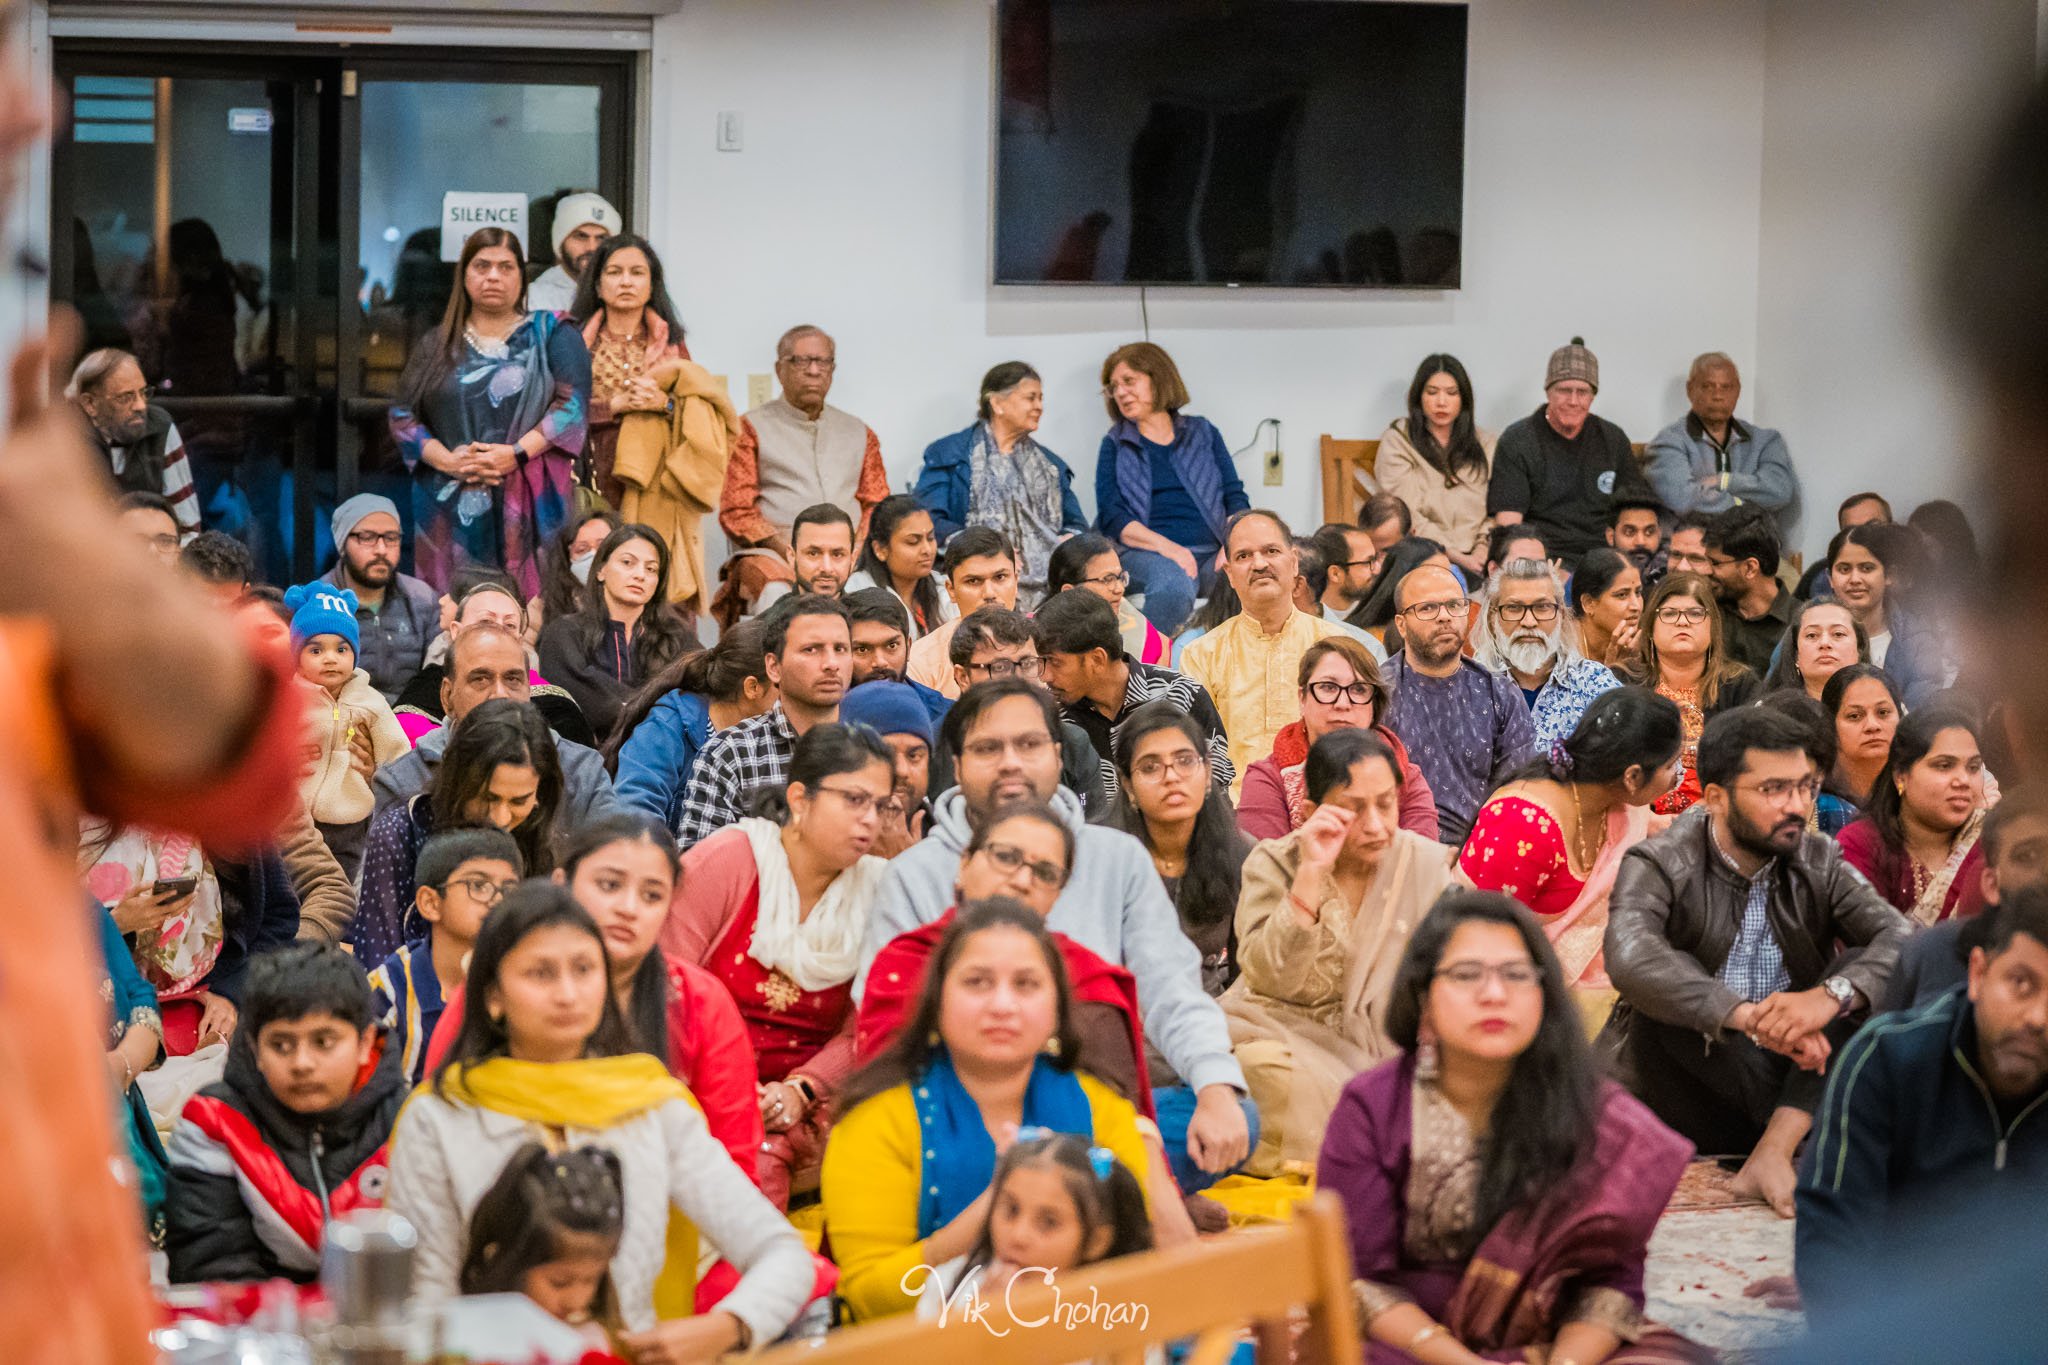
[739,816,888,991]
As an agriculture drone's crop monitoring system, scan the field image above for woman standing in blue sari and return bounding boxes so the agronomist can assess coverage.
[391,227,591,598]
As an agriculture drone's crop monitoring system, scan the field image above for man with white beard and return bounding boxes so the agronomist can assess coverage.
[1475,557,1622,752]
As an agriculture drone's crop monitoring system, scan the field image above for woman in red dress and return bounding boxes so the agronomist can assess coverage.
[663,724,896,1206]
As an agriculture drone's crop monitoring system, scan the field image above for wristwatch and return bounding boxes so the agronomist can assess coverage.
[1822,975,1857,1017]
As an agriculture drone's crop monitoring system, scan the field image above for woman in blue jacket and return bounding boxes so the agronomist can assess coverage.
[607,619,776,831]
[1825,521,1949,708]
[912,361,1087,595]
[1093,342,1249,636]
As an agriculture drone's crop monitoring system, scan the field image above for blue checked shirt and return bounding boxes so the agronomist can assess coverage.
[674,704,799,849]
[1713,829,1792,1001]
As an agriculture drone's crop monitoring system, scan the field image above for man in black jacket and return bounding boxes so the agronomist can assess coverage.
[1602,707,1909,1217]
[164,943,406,1283]
[1796,886,2048,1328]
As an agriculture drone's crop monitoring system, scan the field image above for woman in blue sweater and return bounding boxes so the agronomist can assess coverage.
[608,619,776,830]
[1093,342,1249,635]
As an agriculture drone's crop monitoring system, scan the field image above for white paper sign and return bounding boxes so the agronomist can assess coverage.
[440,192,530,262]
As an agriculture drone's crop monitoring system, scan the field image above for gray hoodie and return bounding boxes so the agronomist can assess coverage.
[855,787,1246,1095]
[371,724,621,831]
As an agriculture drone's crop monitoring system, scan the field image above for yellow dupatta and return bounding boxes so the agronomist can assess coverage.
[435,1054,706,1318]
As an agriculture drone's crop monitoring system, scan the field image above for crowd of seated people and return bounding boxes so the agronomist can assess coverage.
[73,213,2048,1365]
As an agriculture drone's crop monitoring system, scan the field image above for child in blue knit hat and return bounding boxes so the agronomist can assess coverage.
[284,582,410,829]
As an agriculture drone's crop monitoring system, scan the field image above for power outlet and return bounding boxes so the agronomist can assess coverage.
[1263,445,1283,486]
[748,373,774,409]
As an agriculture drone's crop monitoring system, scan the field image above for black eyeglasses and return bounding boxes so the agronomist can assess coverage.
[979,841,1068,889]
[1494,602,1560,623]
[1305,680,1376,705]
[442,875,521,907]
[970,656,1044,679]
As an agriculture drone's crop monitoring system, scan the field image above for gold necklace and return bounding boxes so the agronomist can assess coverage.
[1566,784,1599,872]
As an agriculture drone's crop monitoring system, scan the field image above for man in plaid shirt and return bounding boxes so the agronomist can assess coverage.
[676,594,851,848]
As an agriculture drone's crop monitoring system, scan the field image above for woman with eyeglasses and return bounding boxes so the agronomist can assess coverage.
[1838,706,1993,924]
[1221,728,1452,1176]
[1238,637,1439,843]
[1762,598,1871,702]
[1044,532,1167,665]
[1567,547,1643,669]
[664,723,895,1207]
[1319,892,1704,1365]
[1618,573,1760,817]
[1456,688,1684,1008]
[1373,354,1499,580]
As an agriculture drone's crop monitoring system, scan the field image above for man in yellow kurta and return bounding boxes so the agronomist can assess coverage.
[1181,511,1345,800]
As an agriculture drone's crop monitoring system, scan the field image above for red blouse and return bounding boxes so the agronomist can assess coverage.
[1458,795,1585,918]
[705,880,855,1085]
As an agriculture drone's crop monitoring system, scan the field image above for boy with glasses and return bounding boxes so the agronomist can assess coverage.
[366,827,524,1084]
[1604,707,1908,1217]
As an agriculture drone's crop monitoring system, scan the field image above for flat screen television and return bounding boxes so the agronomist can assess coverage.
[993,0,1467,288]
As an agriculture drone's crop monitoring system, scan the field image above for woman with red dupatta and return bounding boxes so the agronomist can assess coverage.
[1318,892,1714,1365]
[663,725,896,1207]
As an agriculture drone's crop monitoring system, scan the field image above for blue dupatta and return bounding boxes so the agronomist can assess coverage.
[912,1050,1095,1238]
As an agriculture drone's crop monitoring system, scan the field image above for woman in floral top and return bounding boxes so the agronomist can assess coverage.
[1619,573,1760,815]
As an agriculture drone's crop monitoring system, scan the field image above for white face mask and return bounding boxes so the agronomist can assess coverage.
[570,551,596,584]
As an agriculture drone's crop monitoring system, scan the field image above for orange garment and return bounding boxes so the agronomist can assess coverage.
[717,414,888,547]
[0,618,300,1365]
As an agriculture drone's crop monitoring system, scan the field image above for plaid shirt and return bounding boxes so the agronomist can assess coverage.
[1061,656,1235,800]
[675,704,799,849]
[1712,826,1792,1001]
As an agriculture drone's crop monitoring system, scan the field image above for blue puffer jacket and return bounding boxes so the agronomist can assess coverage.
[912,423,1089,545]
[612,690,715,832]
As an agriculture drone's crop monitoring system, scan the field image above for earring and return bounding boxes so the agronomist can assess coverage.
[1416,1025,1440,1082]
[926,1029,941,1047]
[1043,1036,1063,1058]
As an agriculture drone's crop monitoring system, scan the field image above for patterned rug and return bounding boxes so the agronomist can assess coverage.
[1645,1163,1805,1358]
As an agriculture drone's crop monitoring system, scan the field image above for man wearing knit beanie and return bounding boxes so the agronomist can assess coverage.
[322,492,440,703]
[839,679,935,853]
[528,190,621,313]
[1486,336,1655,568]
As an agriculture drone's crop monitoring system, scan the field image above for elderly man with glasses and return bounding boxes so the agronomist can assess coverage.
[68,347,202,533]
[323,493,441,702]
[1383,563,1538,846]
[1474,557,1622,752]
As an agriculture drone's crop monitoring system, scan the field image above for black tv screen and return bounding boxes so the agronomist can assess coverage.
[994,0,1467,288]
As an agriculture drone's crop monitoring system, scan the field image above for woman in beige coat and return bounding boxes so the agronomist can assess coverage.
[1372,354,1497,579]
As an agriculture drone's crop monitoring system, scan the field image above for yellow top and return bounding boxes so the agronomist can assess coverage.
[1181,608,1345,799]
[819,1071,1148,1322]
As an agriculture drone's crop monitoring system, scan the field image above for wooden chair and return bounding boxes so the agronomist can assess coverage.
[1319,436,1379,526]
[756,1192,1363,1365]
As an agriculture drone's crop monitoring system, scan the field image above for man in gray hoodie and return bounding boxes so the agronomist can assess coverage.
[856,677,1252,1185]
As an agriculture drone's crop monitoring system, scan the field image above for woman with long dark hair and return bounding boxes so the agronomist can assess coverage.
[1044,531,1167,665]
[1824,520,1948,706]
[385,884,814,1352]
[1221,728,1454,1176]
[1839,706,1992,924]
[1374,354,1498,579]
[1619,573,1760,816]
[1319,892,1707,1364]
[528,508,619,645]
[1568,547,1643,668]
[1817,663,1901,836]
[1762,597,1870,700]
[845,493,953,640]
[1348,534,1453,636]
[1457,688,1683,1000]
[665,723,895,1206]
[390,227,591,596]
[608,619,777,826]
[821,900,1163,1321]
[537,522,695,743]
[352,697,566,964]
[1109,703,1252,998]
[566,233,689,507]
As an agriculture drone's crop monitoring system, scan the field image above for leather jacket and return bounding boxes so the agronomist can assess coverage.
[1604,805,1910,1038]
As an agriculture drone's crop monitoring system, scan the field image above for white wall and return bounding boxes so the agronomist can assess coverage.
[650,0,1769,568]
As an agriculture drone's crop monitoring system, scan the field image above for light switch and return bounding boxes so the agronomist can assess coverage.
[717,110,744,152]
[748,373,774,409]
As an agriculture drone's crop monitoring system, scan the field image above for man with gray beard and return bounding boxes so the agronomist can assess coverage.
[1474,557,1621,753]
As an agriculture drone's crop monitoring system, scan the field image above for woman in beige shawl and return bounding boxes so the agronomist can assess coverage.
[1223,727,1452,1176]
[612,361,738,618]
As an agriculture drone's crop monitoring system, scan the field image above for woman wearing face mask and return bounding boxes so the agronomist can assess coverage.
[1816,664,1902,837]
[1619,574,1759,817]
[352,698,564,965]
[1319,893,1704,1365]
[662,724,895,1208]
[1457,689,1684,1008]
[529,509,620,646]
[1763,598,1870,702]
[1839,707,1993,924]
[1044,532,1168,666]
[538,523,695,744]
[1221,728,1454,1177]
[1823,521,1947,707]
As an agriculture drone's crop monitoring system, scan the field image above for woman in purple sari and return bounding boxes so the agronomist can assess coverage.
[390,227,589,598]
[1318,891,1714,1365]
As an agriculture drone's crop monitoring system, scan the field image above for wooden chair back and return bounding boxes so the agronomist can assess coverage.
[756,1192,1363,1365]
[1320,436,1379,526]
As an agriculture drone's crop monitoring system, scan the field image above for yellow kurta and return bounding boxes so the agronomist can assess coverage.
[1180,608,1345,799]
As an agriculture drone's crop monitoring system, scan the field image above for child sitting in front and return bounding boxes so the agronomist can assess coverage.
[460,1141,627,1348]
[920,1129,1153,1321]
[366,827,524,1085]
[284,581,410,831]
[164,943,406,1283]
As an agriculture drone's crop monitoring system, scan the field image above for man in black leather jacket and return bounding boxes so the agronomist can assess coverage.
[1602,707,1909,1217]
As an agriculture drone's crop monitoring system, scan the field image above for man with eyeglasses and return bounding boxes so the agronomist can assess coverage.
[1472,557,1620,753]
[1603,706,1908,1218]
[322,493,440,703]
[857,677,1254,1190]
[119,491,186,568]
[1309,522,1386,627]
[718,324,888,558]
[68,347,201,534]
[1384,564,1537,847]
[1035,587,1233,800]
[935,606,1109,819]
[1665,511,1716,579]
[1486,337,1654,568]
[907,527,1022,700]
[1703,504,1794,677]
